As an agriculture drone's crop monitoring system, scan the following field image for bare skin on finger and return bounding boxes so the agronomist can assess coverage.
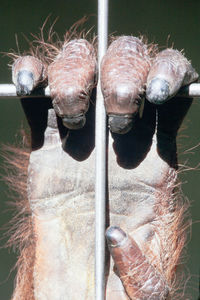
[12,56,47,96]
[101,36,153,134]
[10,18,97,130]
[146,49,199,104]
[106,226,169,300]
[48,39,97,129]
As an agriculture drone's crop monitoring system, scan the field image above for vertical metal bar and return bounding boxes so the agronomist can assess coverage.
[95,0,109,299]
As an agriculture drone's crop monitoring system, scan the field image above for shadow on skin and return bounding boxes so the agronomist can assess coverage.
[156,96,193,169]
[59,99,96,161]
[111,96,193,170]
[21,90,193,168]
[111,100,156,169]
[21,88,96,162]
[21,97,52,150]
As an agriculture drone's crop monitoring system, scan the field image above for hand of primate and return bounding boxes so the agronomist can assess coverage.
[11,35,198,300]
[101,36,199,299]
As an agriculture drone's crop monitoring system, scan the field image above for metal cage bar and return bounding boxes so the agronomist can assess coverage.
[95,1,109,300]
[0,83,200,98]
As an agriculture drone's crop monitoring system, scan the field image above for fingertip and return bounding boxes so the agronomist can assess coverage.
[146,78,170,105]
[108,115,133,134]
[62,114,86,130]
[16,70,34,96]
[106,226,127,247]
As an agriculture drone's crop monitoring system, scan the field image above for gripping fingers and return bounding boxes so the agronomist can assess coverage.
[146,49,199,104]
[48,39,97,130]
[106,226,169,300]
[101,36,151,134]
[12,56,46,96]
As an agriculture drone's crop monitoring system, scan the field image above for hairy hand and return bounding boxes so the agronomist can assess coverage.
[11,35,198,300]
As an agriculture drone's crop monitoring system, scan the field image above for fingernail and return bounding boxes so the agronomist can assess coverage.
[16,70,34,96]
[62,114,86,129]
[108,115,133,134]
[146,78,170,104]
[106,226,127,247]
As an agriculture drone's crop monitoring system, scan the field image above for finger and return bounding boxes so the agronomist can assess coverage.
[101,36,151,134]
[12,56,46,96]
[146,49,199,104]
[106,226,169,300]
[48,39,97,130]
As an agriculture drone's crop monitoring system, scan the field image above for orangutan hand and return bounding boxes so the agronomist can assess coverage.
[11,35,198,300]
[100,36,198,300]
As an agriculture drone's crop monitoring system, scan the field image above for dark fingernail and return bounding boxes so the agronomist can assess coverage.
[146,78,170,104]
[16,70,34,96]
[106,226,127,247]
[108,114,133,134]
[62,114,86,129]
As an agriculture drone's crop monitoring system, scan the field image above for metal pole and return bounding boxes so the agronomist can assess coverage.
[0,84,50,97]
[177,83,200,97]
[95,0,109,300]
[0,83,200,98]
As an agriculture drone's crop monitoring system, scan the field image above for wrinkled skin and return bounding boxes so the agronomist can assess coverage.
[12,37,198,300]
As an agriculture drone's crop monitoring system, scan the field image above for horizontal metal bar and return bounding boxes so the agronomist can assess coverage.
[177,83,200,97]
[0,84,50,97]
[0,83,200,99]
